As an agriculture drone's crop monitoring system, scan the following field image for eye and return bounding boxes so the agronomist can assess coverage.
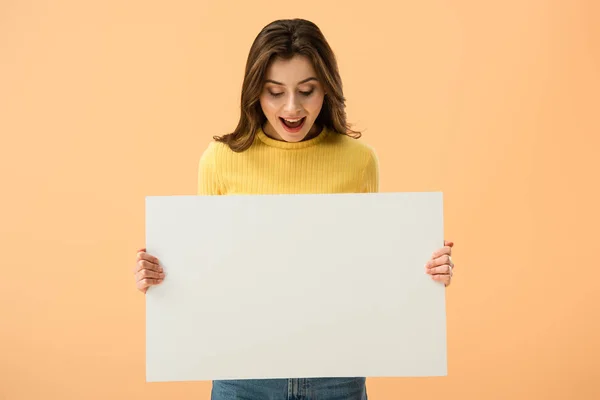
[299,90,314,97]
[268,91,284,97]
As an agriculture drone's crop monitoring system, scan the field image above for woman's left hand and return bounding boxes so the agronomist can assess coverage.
[425,240,455,286]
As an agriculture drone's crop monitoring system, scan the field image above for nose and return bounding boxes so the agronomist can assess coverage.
[283,93,302,114]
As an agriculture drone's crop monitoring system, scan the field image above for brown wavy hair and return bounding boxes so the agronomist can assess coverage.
[214,18,361,152]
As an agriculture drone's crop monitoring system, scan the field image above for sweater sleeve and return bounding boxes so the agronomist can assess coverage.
[361,147,380,193]
[197,142,222,195]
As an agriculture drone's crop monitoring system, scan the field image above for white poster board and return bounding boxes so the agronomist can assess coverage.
[145,192,447,382]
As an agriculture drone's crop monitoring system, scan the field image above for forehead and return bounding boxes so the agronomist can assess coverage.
[265,55,317,83]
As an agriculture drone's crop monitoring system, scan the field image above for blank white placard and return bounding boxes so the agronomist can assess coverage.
[145,192,446,382]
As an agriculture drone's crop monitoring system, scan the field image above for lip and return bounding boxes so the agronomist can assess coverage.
[279,116,306,134]
[279,116,305,120]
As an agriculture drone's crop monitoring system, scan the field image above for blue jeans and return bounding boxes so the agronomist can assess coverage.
[211,378,367,400]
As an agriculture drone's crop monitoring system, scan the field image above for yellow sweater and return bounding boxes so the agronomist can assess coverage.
[197,126,379,195]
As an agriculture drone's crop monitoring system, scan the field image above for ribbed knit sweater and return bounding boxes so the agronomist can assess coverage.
[197,126,379,195]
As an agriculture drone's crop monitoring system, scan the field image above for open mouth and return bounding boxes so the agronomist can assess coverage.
[279,116,306,133]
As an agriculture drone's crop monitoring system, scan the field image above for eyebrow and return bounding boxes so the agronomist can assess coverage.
[265,77,318,85]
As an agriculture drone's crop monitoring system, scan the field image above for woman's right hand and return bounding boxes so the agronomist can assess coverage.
[134,248,165,293]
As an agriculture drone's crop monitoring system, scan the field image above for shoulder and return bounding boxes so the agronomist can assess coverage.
[201,139,230,158]
[325,132,379,165]
[199,139,237,165]
[325,132,379,192]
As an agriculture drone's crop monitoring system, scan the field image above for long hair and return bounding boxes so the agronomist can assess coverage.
[214,18,361,152]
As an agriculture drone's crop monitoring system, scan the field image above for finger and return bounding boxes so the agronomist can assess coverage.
[132,249,160,273]
[134,259,163,274]
[137,251,160,265]
[431,273,451,286]
[132,248,146,273]
[134,259,162,274]
[426,265,452,275]
[136,269,165,281]
[425,254,453,269]
[432,246,452,259]
[137,277,164,290]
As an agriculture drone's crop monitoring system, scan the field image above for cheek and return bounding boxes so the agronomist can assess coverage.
[304,94,325,114]
[259,96,278,118]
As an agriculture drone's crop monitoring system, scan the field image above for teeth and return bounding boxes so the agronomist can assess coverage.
[284,118,302,122]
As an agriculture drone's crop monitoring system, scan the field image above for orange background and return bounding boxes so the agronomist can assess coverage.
[1,0,599,399]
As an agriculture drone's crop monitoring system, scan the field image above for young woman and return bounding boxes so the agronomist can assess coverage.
[134,18,455,400]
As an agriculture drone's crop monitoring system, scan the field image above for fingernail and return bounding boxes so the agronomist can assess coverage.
[160,273,165,277]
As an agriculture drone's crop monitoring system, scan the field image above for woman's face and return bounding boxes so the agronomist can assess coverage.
[259,55,326,142]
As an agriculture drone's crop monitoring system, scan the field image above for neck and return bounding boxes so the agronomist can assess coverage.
[263,122,323,142]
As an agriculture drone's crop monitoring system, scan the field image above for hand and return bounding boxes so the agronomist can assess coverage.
[425,240,455,287]
[133,248,165,293]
